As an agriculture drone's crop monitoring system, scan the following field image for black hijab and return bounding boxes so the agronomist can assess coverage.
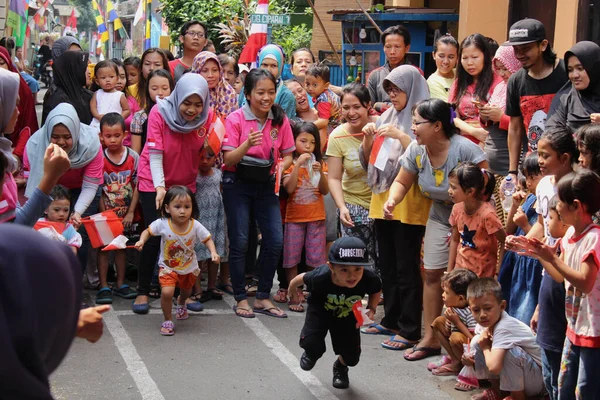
[0,224,82,399]
[565,41,600,114]
[42,51,93,125]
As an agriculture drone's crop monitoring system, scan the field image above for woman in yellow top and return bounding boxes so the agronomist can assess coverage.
[326,83,378,268]
[359,66,432,349]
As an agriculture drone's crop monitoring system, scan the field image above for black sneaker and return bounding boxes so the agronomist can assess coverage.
[300,352,316,371]
[332,359,349,389]
[95,287,113,305]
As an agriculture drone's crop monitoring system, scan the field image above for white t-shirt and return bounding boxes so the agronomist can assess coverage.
[561,225,600,348]
[535,175,558,245]
[475,311,542,366]
[148,218,211,275]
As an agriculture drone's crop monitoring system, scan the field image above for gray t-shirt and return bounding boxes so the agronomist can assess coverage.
[401,134,487,225]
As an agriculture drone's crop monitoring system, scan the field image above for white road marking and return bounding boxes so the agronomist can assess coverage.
[224,297,340,400]
[103,311,166,400]
[113,308,304,317]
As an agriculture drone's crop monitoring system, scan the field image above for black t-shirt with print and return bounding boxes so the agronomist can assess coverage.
[505,59,567,152]
[303,265,381,322]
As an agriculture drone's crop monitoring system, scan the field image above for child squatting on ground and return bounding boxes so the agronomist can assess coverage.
[135,185,220,336]
[288,236,381,389]
[464,278,546,400]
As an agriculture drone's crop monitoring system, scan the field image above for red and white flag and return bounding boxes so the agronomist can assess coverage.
[206,113,227,156]
[369,135,393,171]
[34,220,67,242]
[102,235,129,251]
[82,210,124,248]
[352,300,374,327]
[239,0,269,63]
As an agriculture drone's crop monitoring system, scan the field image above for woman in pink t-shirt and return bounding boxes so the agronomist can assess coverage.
[132,73,214,314]
[223,69,295,318]
[448,33,503,145]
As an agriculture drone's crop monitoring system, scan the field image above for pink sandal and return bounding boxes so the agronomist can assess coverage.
[176,306,189,320]
[160,320,175,336]
[273,288,288,303]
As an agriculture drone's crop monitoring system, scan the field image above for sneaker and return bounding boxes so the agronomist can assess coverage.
[113,284,137,299]
[95,287,113,305]
[427,355,452,371]
[175,306,189,320]
[300,352,316,371]
[332,359,349,389]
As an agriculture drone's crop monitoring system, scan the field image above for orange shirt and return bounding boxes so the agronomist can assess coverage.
[449,201,503,277]
[283,161,327,223]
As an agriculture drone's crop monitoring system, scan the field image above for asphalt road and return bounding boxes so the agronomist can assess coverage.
[50,287,474,400]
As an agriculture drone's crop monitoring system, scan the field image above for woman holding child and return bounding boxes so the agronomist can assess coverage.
[358,66,433,351]
[384,99,487,360]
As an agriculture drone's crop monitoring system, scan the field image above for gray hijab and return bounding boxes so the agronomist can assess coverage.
[157,73,211,133]
[364,65,430,194]
[0,69,20,173]
[51,36,81,59]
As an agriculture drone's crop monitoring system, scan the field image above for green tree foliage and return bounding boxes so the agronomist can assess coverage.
[160,0,312,58]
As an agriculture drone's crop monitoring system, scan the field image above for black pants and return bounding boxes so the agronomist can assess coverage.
[137,191,161,296]
[299,306,361,366]
[375,219,425,341]
[70,187,101,275]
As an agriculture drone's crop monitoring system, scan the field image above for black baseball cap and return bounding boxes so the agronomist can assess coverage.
[328,237,370,266]
[503,18,546,46]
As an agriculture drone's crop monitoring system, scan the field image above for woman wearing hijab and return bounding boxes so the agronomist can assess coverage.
[132,73,215,314]
[0,224,110,398]
[191,51,238,118]
[25,103,102,226]
[42,51,93,125]
[51,35,82,60]
[547,41,600,134]
[0,46,38,160]
[358,66,433,349]
[239,44,297,119]
[0,69,70,226]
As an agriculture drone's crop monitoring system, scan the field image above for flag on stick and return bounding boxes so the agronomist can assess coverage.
[133,0,145,27]
[81,210,124,248]
[101,235,135,251]
[107,0,128,40]
[92,0,109,43]
[239,0,269,63]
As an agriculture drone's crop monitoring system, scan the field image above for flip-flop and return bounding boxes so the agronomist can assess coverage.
[253,306,288,319]
[381,336,417,351]
[217,283,234,295]
[232,305,255,318]
[360,323,396,335]
[432,364,461,376]
[403,346,442,361]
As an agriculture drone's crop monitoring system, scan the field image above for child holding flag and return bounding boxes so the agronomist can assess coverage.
[96,113,139,305]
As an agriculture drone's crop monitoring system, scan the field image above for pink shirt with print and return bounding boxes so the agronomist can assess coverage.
[223,106,295,173]
[137,106,212,193]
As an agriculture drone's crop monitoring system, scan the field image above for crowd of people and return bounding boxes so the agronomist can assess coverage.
[1,16,600,399]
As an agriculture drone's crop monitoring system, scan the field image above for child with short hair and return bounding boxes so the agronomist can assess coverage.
[90,60,131,131]
[288,237,381,389]
[282,121,329,312]
[427,268,477,379]
[498,153,544,324]
[35,184,82,253]
[135,185,220,336]
[464,278,546,400]
[448,162,506,277]
[513,170,600,399]
[304,65,341,135]
[96,113,140,305]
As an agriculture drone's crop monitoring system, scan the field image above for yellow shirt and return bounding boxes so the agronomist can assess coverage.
[326,126,372,209]
[369,185,431,225]
[127,83,139,101]
[427,71,455,102]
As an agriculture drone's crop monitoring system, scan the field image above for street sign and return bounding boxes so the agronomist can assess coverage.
[250,14,291,25]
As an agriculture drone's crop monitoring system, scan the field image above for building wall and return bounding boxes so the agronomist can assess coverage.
[0,0,6,35]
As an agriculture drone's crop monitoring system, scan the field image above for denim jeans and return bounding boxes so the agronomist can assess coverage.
[558,337,600,400]
[222,172,283,302]
[542,348,562,400]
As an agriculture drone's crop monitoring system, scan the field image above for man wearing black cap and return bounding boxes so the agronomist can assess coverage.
[503,18,568,182]
[288,237,381,389]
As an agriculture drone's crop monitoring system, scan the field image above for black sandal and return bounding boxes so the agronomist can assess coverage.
[199,288,224,302]
[148,286,161,299]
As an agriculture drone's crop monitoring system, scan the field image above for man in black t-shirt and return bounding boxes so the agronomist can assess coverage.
[35,35,53,80]
[503,19,568,181]
[288,237,381,389]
